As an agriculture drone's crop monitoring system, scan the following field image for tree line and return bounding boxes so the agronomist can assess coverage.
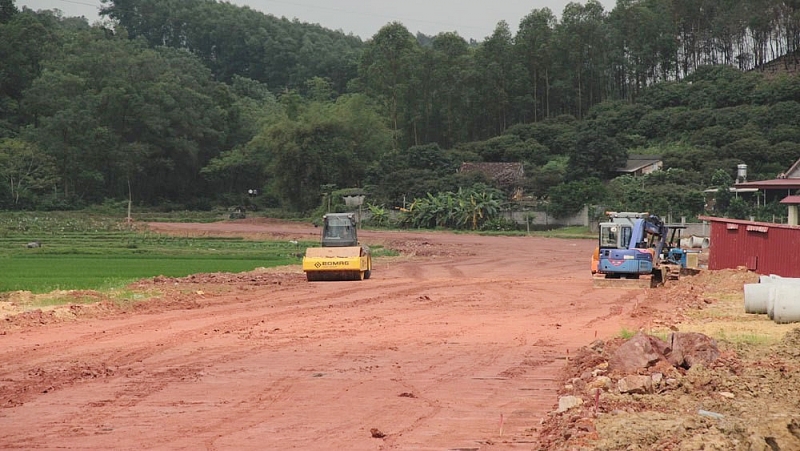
[1,0,800,225]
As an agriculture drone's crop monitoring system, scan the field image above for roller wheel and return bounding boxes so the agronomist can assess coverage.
[364,270,371,280]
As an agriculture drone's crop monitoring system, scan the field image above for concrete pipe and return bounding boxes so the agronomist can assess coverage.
[772,284,800,324]
[744,283,772,314]
[689,235,710,249]
[769,275,800,283]
[767,287,777,320]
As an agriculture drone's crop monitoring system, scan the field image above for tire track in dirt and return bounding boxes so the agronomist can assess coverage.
[0,224,649,450]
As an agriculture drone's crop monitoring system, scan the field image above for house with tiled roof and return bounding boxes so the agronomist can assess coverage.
[458,162,524,198]
[616,155,662,177]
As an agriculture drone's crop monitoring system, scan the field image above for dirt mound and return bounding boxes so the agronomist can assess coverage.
[1,269,305,332]
[536,269,800,451]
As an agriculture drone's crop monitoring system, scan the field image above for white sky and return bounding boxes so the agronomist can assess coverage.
[16,0,612,42]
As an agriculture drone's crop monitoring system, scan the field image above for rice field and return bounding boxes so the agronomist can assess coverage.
[0,212,308,293]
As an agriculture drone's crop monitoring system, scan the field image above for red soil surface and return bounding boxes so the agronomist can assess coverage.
[0,219,656,450]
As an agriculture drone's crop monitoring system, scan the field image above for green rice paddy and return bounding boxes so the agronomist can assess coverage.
[0,213,308,293]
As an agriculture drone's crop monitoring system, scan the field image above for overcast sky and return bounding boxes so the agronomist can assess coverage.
[16,0,612,42]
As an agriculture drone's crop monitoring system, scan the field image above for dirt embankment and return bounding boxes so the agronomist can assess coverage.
[537,268,800,451]
[1,219,797,450]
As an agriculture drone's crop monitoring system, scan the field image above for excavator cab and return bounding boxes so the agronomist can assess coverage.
[599,223,633,249]
[596,214,657,279]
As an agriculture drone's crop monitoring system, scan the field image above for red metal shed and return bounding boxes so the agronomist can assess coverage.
[699,216,800,277]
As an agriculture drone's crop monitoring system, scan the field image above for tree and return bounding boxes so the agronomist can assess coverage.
[429,32,471,147]
[472,21,521,137]
[517,8,557,121]
[547,178,606,218]
[258,95,391,211]
[555,0,610,119]
[358,22,417,148]
[710,169,734,215]
[22,31,230,204]
[0,10,58,137]
[567,123,626,180]
[0,0,17,23]
[102,0,363,91]
[0,138,56,207]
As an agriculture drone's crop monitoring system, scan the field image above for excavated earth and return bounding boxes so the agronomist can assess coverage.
[0,218,797,450]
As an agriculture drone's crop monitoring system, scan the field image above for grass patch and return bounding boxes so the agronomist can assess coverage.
[619,327,669,341]
[532,226,595,239]
[672,276,789,346]
[369,245,400,257]
[619,328,636,339]
[0,254,296,293]
[0,211,315,294]
[674,320,789,346]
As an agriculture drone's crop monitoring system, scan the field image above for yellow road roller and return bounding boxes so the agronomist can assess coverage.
[302,213,372,281]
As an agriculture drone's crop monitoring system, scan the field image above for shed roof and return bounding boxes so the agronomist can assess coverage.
[735,179,800,189]
[616,155,662,173]
[780,195,800,204]
[459,162,524,185]
[734,156,800,189]
[698,215,800,230]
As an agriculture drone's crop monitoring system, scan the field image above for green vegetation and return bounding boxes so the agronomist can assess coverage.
[619,328,636,340]
[0,255,283,293]
[533,226,595,239]
[0,213,309,294]
[1,1,799,230]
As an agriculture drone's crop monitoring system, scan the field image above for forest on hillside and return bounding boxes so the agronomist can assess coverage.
[1,0,800,227]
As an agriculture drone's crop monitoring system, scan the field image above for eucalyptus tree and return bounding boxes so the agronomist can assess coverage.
[745,0,776,67]
[472,21,520,137]
[608,0,679,98]
[358,22,418,149]
[427,32,471,148]
[517,8,557,121]
[553,0,610,119]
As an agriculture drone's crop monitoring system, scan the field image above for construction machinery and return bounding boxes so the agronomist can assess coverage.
[302,213,372,281]
[592,212,698,288]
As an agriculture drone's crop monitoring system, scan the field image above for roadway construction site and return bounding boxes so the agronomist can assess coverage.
[0,219,798,450]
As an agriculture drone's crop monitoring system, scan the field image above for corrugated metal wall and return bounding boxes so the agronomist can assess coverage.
[703,217,800,277]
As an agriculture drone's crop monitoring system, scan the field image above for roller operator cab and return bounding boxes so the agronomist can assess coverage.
[302,213,372,281]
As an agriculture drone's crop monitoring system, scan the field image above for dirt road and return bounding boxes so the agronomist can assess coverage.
[0,220,650,450]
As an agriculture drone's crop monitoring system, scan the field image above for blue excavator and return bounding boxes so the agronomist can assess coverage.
[591,212,693,287]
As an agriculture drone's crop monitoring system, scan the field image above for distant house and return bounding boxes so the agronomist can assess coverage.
[459,162,524,198]
[698,158,800,276]
[616,155,662,177]
[734,157,800,197]
[735,157,800,224]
